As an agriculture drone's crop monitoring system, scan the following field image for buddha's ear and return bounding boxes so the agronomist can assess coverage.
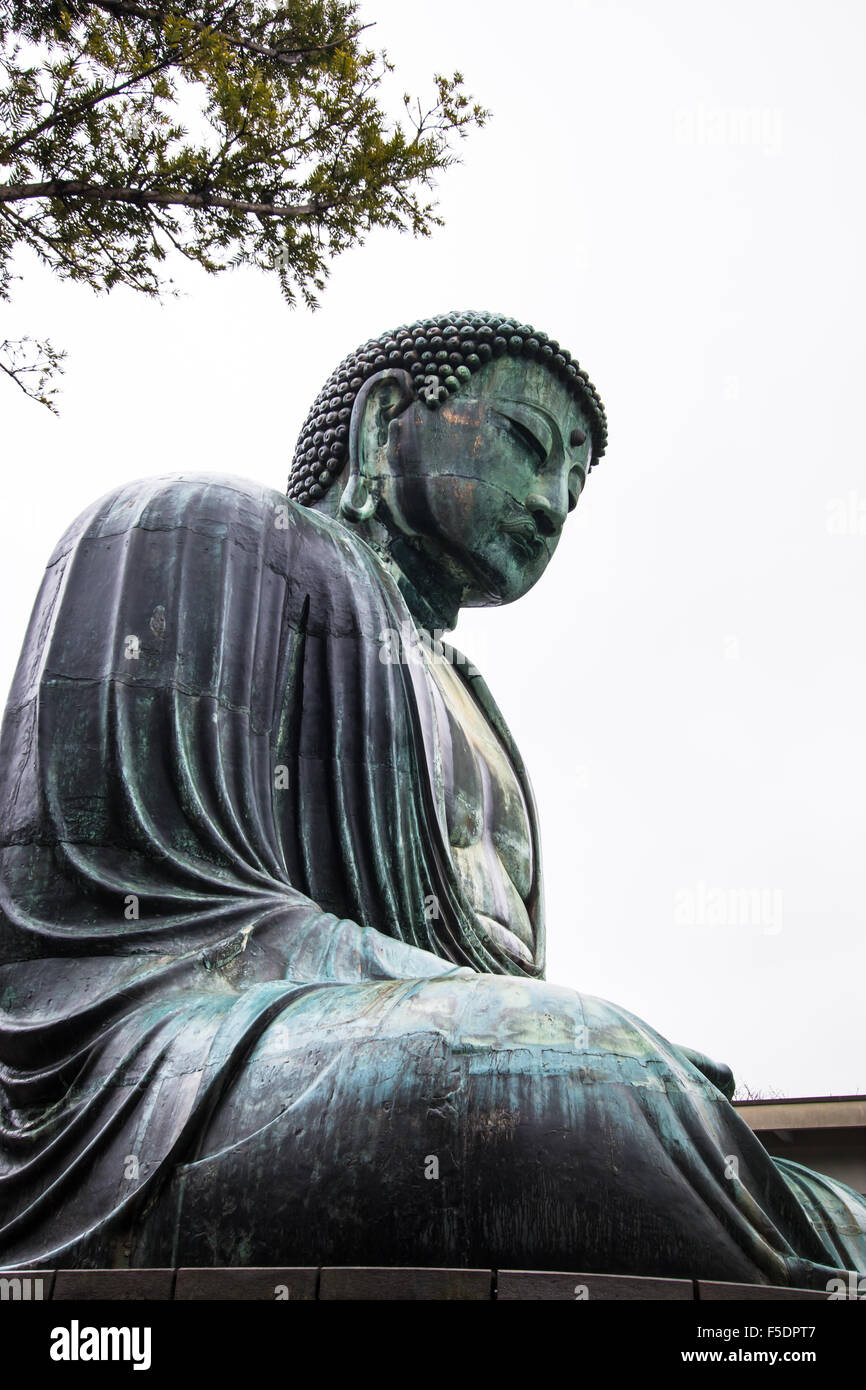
[341,369,415,523]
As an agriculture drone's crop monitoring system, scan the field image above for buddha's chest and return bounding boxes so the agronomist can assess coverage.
[420,648,535,966]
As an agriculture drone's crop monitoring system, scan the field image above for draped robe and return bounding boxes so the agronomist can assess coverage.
[0,473,864,1282]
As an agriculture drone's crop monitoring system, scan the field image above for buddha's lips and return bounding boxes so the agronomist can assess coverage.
[501,514,544,556]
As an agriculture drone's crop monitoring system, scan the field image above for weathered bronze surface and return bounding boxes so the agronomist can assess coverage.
[0,310,864,1284]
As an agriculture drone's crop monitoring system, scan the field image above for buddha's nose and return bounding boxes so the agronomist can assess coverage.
[525,492,564,539]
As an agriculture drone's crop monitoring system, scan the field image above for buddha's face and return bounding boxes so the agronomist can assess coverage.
[367,357,593,608]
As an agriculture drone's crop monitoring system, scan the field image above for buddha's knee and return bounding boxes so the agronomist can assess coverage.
[443,972,593,1057]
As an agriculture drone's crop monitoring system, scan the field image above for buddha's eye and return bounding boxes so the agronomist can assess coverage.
[503,416,547,468]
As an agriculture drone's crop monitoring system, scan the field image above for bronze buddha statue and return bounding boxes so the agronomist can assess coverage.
[0,311,862,1286]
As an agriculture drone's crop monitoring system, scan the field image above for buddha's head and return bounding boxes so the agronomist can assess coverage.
[288,311,607,629]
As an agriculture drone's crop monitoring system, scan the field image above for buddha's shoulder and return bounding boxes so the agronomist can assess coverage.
[49,471,345,562]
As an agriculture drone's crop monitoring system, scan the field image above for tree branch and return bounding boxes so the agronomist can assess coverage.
[0,178,337,219]
[0,337,65,411]
[84,1,373,67]
[0,60,176,162]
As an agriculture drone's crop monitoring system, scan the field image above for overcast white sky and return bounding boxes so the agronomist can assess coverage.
[3,0,865,1097]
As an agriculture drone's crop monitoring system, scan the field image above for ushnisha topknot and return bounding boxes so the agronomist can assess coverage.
[287,310,608,506]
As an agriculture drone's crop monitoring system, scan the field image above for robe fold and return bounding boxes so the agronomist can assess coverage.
[0,473,863,1282]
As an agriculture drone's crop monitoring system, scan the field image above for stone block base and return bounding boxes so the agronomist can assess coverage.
[0,1266,835,1301]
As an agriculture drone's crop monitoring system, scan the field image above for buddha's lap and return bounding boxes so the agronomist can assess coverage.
[195,970,737,1163]
[116,972,863,1280]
